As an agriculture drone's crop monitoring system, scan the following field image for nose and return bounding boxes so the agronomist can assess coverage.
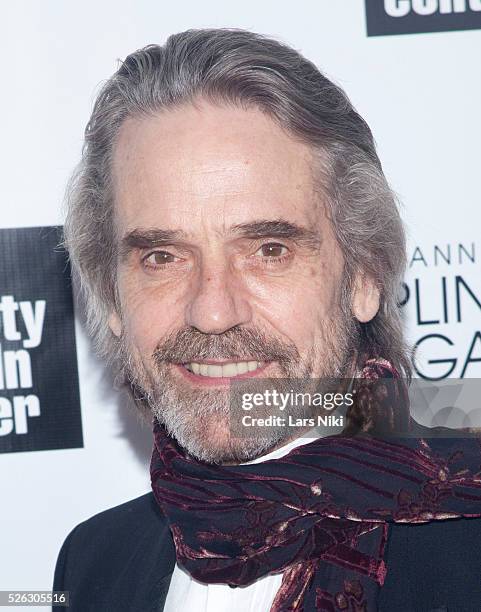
[185,260,252,334]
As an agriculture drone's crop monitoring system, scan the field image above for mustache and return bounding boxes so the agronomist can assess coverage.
[152,326,300,364]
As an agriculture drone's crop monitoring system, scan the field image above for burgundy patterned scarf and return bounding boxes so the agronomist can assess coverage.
[150,359,481,611]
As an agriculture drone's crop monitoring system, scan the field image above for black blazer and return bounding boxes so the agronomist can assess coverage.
[53,493,481,611]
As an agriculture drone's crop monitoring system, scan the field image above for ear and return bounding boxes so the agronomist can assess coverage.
[108,310,122,337]
[351,273,380,323]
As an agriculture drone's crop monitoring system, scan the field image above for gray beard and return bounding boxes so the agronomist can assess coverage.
[120,306,359,464]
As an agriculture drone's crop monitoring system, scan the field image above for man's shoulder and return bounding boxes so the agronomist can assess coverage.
[380,517,481,610]
[70,492,162,536]
[54,493,176,611]
[63,492,169,556]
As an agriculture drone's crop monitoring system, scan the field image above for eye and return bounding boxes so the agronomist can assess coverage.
[143,250,178,267]
[256,243,289,258]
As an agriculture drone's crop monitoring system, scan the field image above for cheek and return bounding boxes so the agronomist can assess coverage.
[243,260,343,346]
[117,272,185,353]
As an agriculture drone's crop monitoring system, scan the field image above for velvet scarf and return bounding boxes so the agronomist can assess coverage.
[150,359,481,611]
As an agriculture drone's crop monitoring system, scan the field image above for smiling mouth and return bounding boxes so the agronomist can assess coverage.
[181,360,266,378]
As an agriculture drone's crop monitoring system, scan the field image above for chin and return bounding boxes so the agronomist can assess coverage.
[168,419,280,465]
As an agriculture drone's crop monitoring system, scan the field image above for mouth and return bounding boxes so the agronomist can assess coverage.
[174,360,269,385]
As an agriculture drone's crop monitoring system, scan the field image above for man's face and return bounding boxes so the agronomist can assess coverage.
[110,100,370,463]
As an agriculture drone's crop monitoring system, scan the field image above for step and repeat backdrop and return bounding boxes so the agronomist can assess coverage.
[1,0,480,602]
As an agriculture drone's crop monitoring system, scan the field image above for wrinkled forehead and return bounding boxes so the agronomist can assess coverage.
[110,100,326,239]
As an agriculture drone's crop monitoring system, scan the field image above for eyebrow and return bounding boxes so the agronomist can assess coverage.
[119,219,322,259]
[119,228,187,259]
[231,220,322,248]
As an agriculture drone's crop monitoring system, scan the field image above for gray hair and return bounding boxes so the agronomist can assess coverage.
[64,28,412,378]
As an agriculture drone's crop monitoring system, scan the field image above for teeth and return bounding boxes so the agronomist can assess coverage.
[185,361,263,378]
[222,363,238,377]
[209,365,223,378]
[236,362,248,375]
[191,363,200,375]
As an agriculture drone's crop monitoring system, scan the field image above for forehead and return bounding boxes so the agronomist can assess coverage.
[112,100,320,234]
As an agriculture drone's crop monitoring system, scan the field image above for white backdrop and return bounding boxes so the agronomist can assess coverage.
[1,0,480,604]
